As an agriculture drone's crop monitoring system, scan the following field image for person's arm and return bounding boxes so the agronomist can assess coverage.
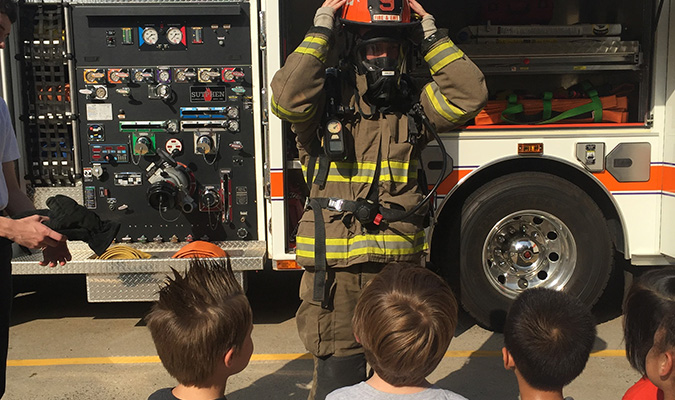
[1,161,71,266]
[270,0,346,147]
[411,1,488,134]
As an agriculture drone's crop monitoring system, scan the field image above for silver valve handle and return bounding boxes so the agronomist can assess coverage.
[116,87,131,96]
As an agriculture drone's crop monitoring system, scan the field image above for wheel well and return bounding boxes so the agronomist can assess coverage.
[430,157,626,268]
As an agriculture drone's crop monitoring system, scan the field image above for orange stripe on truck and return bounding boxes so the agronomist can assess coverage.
[271,171,284,198]
[434,164,675,197]
[435,169,473,195]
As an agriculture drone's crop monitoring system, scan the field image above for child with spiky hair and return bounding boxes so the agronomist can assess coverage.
[146,259,253,400]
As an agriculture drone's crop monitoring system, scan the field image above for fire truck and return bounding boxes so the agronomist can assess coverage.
[0,0,672,329]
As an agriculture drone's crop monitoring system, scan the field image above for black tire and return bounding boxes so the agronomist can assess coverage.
[458,172,614,331]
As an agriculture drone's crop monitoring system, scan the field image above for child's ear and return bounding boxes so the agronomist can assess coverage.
[660,350,674,378]
[354,333,361,344]
[224,348,236,368]
[502,347,516,370]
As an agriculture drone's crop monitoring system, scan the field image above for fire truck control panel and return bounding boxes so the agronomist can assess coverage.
[72,3,258,243]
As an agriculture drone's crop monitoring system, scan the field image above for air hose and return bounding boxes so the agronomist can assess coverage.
[382,102,448,223]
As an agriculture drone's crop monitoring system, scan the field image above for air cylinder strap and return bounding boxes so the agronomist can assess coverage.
[307,198,329,307]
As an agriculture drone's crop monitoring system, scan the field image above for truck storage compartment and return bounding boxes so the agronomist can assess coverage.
[423,0,654,128]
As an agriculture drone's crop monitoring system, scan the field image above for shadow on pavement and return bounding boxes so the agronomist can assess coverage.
[10,268,303,327]
[437,333,518,399]
[228,358,312,400]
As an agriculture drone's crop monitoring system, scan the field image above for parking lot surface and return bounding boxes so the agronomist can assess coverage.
[4,270,640,399]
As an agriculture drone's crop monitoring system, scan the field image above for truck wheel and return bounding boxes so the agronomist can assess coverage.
[458,172,613,331]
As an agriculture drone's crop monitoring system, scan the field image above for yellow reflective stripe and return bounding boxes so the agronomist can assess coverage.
[296,231,427,259]
[303,160,379,184]
[303,160,419,184]
[294,36,329,63]
[334,161,377,171]
[425,83,467,124]
[271,96,317,123]
[297,231,425,246]
[425,41,464,74]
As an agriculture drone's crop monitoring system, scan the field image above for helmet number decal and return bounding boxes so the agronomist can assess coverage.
[379,0,395,11]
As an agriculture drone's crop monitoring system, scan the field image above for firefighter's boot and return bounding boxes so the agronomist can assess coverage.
[308,353,367,400]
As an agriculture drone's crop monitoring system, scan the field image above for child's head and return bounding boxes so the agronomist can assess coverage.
[146,258,253,387]
[352,262,458,387]
[503,288,596,392]
[623,268,675,387]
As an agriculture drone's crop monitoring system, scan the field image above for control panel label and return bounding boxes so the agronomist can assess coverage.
[190,86,228,102]
[86,103,113,121]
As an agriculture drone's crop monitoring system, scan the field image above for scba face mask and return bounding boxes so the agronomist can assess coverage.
[354,36,408,108]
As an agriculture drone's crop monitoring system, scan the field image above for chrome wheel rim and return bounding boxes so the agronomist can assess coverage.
[482,210,577,299]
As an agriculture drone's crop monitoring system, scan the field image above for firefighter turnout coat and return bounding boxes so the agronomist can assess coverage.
[271,25,488,269]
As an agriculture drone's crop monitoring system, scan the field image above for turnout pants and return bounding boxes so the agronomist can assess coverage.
[296,262,383,400]
[0,238,12,398]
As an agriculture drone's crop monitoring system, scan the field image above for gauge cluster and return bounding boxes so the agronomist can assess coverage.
[139,25,187,50]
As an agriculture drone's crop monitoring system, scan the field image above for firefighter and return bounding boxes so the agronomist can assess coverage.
[270,0,487,398]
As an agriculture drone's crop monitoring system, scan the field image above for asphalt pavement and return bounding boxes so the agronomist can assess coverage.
[4,269,640,399]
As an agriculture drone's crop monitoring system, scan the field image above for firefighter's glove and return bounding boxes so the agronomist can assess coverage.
[314,6,337,30]
[13,195,120,256]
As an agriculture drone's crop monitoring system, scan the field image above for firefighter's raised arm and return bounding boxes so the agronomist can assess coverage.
[270,1,346,146]
[415,2,488,134]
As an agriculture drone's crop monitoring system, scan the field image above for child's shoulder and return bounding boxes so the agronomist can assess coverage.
[147,387,178,400]
[327,383,469,400]
[425,385,469,400]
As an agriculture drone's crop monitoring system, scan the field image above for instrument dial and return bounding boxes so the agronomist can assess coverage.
[166,27,183,45]
[158,70,171,83]
[226,106,239,119]
[142,27,159,45]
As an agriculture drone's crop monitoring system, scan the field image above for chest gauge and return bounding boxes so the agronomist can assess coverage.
[142,27,159,45]
[327,120,342,134]
[166,27,183,45]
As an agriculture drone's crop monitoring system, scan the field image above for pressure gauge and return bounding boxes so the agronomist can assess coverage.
[227,120,240,132]
[157,69,171,83]
[327,120,342,134]
[226,106,239,119]
[166,27,183,45]
[142,27,159,45]
[94,86,108,100]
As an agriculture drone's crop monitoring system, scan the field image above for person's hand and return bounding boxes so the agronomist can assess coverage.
[321,0,347,13]
[40,241,72,267]
[7,215,66,249]
[409,0,429,17]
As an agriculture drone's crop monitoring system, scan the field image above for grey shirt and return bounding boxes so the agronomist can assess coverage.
[327,382,469,400]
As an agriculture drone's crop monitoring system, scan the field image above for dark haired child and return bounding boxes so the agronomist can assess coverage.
[502,288,596,400]
[622,268,675,400]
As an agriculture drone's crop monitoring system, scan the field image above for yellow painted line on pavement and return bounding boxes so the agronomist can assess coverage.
[7,350,626,367]
[8,356,161,366]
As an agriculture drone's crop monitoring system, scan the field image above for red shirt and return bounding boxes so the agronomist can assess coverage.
[623,377,663,400]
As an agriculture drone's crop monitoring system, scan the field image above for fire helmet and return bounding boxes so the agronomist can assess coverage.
[340,0,420,27]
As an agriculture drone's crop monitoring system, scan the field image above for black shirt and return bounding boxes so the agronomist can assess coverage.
[148,387,228,400]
